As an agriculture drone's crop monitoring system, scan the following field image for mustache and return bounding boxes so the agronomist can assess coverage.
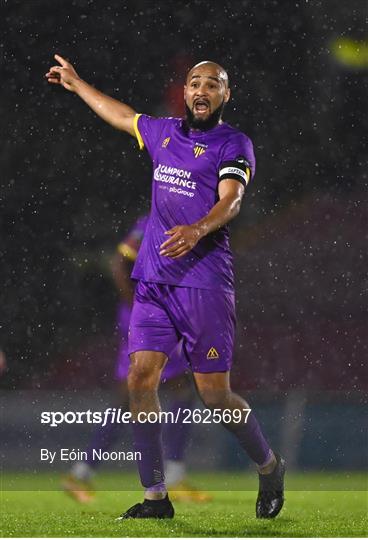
[193,98,210,108]
[185,100,225,131]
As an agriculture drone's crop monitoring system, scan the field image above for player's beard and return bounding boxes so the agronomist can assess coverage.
[185,100,225,131]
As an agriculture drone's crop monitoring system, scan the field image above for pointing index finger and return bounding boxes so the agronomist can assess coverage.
[54,54,68,67]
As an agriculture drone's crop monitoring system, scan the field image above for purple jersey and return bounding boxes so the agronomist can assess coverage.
[132,115,255,292]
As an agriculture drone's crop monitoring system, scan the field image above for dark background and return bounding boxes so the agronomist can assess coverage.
[1,0,367,393]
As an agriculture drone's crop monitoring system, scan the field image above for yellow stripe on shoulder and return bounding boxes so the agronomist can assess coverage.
[117,243,137,261]
[245,167,251,184]
[133,114,144,150]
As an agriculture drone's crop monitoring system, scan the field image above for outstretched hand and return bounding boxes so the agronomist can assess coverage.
[45,54,81,92]
[159,224,202,259]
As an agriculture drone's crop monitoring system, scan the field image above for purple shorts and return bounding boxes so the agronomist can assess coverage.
[115,302,188,381]
[128,281,236,373]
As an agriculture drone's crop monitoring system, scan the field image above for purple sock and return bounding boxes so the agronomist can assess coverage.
[146,481,167,494]
[226,410,272,466]
[85,421,122,468]
[132,421,165,488]
[163,399,192,461]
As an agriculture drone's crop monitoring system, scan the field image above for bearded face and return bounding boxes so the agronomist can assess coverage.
[185,100,226,131]
[184,63,230,131]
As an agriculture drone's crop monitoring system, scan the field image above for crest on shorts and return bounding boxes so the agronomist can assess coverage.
[193,143,207,158]
[207,347,219,359]
[162,137,170,148]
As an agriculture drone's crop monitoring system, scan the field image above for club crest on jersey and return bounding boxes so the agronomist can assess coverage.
[193,143,207,158]
[207,347,219,359]
[162,137,170,148]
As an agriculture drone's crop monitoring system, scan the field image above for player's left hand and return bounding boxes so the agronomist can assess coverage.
[159,225,202,258]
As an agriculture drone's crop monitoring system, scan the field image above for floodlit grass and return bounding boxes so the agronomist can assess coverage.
[0,472,367,537]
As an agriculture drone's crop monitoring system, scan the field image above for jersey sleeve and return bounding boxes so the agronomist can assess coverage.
[218,133,256,187]
[117,215,148,261]
[133,114,167,158]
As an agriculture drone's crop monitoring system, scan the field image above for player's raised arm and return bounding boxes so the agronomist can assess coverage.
[45,54,136,136]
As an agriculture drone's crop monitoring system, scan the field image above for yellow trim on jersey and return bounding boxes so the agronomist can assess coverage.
[245,167,251,183]
[133,114,144,150]
[117,242,137,261]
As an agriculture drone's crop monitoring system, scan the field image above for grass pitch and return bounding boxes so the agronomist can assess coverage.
[0,472,367,537]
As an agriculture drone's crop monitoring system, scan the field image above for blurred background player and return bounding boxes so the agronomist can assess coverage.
[62,214,211,503]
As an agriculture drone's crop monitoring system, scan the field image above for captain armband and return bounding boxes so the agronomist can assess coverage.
[218,157,252,187]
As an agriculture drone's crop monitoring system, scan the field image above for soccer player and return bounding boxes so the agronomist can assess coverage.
[46,56,285,519]
[63,214,211,503]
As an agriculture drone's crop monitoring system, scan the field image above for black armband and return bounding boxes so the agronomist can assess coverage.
[218,156,252,186]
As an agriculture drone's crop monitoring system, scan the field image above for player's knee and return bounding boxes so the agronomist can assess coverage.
[128,371,155,392]
[127,366,156,391]
[127,352,166,391]
[127,361,163,392]
[195,373,231,409]
[197,386,230,409]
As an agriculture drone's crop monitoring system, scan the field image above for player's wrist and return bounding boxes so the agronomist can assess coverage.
[72,77,87,94]
[193,221,209,240]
